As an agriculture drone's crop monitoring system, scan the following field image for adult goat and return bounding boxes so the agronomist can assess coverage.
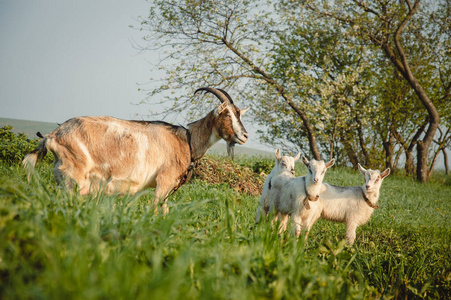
[23,87,249,213]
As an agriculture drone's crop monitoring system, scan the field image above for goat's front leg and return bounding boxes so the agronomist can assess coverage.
[292,213,303,237]
[278,213,289,234]
[154,175,179,215]
[345,222,358,245]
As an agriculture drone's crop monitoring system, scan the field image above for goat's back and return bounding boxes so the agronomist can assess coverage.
[45,116,192,192]
[319,183,373,224]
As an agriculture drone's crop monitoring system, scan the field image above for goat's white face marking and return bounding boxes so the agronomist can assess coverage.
[358,163,390,192]
[220,104,248,145]
[303,156,335,185]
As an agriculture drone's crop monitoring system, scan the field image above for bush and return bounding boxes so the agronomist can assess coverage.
[248,157,274,174]
[0,126,52,165]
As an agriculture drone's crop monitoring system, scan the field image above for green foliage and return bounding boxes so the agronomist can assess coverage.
[0,159,450,299]
[247,157,275,174]
[0,126,53,165]
[137,0,451,180]
[0,126,37,165]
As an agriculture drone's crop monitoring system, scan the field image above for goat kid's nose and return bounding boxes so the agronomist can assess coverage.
[243,132,249,139]
[366,185,371,190]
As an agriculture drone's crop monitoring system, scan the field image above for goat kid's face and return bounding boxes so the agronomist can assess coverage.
[358,163,390,192]
[215,102,249,145]
[275,148,300,175]
[303,156,335,184]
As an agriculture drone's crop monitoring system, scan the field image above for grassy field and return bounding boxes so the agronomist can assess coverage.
[0,157,450,299]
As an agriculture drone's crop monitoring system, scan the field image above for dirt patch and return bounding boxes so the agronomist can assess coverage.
[190,157,266,196]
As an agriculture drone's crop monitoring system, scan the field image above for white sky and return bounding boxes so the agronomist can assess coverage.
[0,0,152,122]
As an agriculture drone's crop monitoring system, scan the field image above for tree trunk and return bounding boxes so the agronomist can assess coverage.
[341,133,359,169]
[443,148,449,175]
[405,148,416,177]
[387,1,439,182]
[382,132,395,170]
[366,1,440,182]
[356,116,369,166]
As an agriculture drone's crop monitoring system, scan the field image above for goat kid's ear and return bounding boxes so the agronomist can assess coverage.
[358,163,366,175]
[326,158,335,168]
[275,148,281,161]
[294,152,301,162]
[240,107,250,116]
[302,156,309,166]
[381,168,391,179]
[214,102,228,117]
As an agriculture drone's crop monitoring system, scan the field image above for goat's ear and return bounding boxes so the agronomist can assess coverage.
[240,107,250,116]
[275,148,281,161]
[358,163,366,175]
[294,152,301,162]
[381,168,391,179]
[302,156,309,166]
[326,158,335,168]
[214,102,228,117]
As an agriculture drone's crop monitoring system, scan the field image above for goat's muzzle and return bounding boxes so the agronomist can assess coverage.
[234,132,248,145]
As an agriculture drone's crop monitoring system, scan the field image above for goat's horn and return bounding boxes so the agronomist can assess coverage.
[194,87,230,104]
[217,88,234,104]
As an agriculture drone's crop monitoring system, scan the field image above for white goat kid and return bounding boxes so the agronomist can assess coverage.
[255,148,300,223]
[271,156,335,234]
[23,87,249,214]
[299,163,390,245]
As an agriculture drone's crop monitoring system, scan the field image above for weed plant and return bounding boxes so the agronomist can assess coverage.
[0,158,450,299]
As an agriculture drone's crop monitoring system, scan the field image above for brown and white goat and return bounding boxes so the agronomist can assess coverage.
[23,87,249,212]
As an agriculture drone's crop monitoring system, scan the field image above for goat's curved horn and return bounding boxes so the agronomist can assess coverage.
[217,88,234,104]
[194,87,230,104]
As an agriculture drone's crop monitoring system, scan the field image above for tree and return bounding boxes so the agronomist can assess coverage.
[138,0,321,159]
[137,0,450,180]
[305,0,448,182]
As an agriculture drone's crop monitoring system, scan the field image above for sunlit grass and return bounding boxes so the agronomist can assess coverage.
[0,158,450,299]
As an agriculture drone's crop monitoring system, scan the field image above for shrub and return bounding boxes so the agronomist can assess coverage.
[0,126,53,165]
[249,158,274,174]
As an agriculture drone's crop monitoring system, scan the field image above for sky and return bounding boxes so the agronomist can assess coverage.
[0,0,269,152]
[0,0,152,122]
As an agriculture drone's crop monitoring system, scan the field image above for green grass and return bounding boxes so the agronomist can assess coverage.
[0,158,450,299]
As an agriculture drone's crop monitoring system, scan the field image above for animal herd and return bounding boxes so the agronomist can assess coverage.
[23,87,390,244]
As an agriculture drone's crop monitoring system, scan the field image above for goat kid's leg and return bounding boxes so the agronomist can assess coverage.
[278,213,289,234]
[345,223,358,245]
[292,214,303,237]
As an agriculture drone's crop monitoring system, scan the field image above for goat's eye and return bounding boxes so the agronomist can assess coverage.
[322,170,325,175]
[375,177,380,183]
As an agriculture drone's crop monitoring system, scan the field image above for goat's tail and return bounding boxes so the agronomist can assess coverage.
[23,134,48,180]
